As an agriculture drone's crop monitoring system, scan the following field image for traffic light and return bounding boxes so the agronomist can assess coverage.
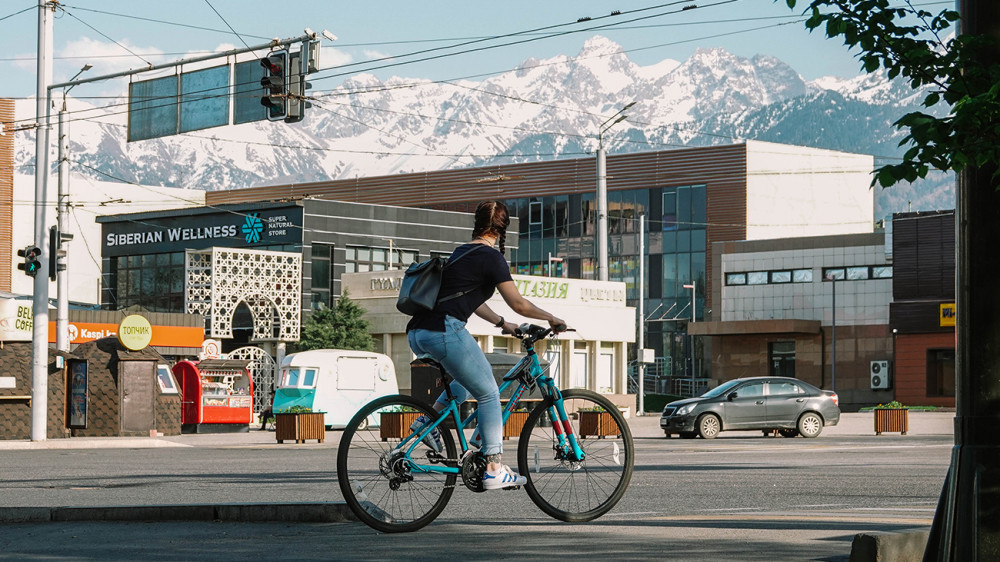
[17,245,41,277]
[259,50,288,121]
[285,52,313,123]
[49,225,70,281]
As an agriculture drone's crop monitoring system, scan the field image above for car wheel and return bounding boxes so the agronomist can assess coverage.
[696,414,721,440]
[664,432,672,438]
[779,429,798,438]
[797,412,824,438]
[679,432,697,439]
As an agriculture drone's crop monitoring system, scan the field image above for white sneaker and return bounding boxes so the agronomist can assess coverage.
[482,465,526,490]
[409,415,443,453]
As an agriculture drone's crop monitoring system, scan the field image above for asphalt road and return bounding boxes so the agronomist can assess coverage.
[0,412,953,561]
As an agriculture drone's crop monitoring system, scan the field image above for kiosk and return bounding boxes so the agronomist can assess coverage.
[174,359,254,433]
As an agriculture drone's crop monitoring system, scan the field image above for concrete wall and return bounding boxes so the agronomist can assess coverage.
[745,141,874,240]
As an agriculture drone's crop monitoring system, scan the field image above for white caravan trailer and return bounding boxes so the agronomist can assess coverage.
[272,349,398,428]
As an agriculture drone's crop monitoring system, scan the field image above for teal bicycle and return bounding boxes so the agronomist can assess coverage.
[337,324,634,533]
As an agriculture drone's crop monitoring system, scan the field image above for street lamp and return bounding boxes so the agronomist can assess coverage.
[596,101,636,282]
[683,283,696,395]
[547,252,563,277]
[55,64,91,353]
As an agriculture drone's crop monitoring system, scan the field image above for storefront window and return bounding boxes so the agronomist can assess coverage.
[927,349,956,397]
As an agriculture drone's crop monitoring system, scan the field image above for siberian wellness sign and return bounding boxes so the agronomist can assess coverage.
[101,206,302,257]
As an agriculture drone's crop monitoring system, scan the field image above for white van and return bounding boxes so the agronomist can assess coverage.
[273,349,398,429]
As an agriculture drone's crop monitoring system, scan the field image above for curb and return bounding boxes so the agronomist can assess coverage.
[850,531,929,561]
[0,502,356,524]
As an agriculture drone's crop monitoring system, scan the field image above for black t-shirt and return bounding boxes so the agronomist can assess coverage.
[406,243,513,332]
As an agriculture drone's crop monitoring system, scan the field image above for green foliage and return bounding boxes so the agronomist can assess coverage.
[642,394,685,412]
[276,405,321,414]
[782,0,1000,185]
[874,400,907,409]
[295,289,375,352]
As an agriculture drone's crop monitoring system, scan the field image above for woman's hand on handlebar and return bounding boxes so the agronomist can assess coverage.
[500,320,520,335]
[548,317,567,333]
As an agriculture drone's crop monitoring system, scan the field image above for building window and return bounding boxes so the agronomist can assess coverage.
[726,273,746,285]
[793,269,813,283]
[823,267,846,280]
[846,266,869,280]
[114,252,185,312]
[770,271,792,284]
[345,245,417,273]
[927,348,956,397]
[747,271,768,285]
[872,266,893,279]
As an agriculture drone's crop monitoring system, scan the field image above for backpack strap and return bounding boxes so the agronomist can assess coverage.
[436,245,485,304]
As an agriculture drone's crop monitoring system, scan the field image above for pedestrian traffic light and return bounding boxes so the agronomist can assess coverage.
[17,245,41,277]
[259,49,288,121]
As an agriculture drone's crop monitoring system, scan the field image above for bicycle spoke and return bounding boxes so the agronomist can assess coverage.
[338,396,457,533]
[518,390,633,522]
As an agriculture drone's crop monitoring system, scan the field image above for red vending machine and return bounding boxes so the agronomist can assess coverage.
[173,359,254,433]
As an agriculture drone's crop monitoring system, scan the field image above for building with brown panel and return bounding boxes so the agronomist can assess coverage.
[0,99,14,293]
[206,141,875,386]
[889,210,955,408]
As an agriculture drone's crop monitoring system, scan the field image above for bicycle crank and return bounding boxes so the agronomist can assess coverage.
[460,450,487,493]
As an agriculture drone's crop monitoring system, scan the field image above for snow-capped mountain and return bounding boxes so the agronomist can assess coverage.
[12,36,954,218]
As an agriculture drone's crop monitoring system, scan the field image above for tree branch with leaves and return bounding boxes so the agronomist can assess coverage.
[783,0,1000,186]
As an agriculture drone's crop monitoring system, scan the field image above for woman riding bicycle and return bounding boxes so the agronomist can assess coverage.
[406,200,565,490]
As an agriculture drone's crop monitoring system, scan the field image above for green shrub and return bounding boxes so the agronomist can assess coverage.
[641,394,684,413]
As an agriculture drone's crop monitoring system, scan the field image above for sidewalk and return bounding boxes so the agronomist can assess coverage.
[0,411,956,450]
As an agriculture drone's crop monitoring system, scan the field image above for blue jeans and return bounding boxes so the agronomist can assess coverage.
[408,316,503,456]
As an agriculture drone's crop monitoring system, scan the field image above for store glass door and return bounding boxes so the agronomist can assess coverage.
[769,341,796,378]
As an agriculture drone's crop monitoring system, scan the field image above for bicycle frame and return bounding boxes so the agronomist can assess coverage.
[397,334,586,475]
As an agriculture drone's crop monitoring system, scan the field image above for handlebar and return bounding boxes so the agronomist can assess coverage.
[508,323,572,344]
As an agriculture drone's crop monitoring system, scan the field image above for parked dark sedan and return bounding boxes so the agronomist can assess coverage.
[660,377,840,439]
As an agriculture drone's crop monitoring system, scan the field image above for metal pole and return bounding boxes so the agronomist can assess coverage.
[831,276,837,392]
[923,5,1000,557]
[56,101,68,352]
[596,142,609,282]
[684,283,696,395]
[637,213,645,416]
[31,0,54,442]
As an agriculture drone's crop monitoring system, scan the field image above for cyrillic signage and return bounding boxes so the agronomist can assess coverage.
[940,303,956,327]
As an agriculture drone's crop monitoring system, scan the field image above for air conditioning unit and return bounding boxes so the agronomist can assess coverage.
[870,360,890,390]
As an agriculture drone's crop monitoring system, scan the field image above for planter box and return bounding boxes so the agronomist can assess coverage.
[874,408,909,435]
[380,411,422,441]
[275,412,326,444]
[503,411,530,440]
[578,411,620,438]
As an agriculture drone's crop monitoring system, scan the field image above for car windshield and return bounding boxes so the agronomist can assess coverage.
[701,379,743,399]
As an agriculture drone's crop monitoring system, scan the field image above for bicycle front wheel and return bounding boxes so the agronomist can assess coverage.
[517,389,633,522]
[337,395,457,533]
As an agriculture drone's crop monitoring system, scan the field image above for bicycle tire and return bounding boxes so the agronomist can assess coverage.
[517,389,633,522]
[337,395,457,533]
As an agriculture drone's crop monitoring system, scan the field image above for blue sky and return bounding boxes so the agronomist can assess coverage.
[2,1,954,101]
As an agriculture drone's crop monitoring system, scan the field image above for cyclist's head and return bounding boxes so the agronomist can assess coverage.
[473,200,510,254]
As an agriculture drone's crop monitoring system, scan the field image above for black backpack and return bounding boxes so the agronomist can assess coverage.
[396,245,483,315]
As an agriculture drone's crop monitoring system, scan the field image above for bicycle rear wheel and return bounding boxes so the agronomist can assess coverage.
[337,395,457,533]
[517,389,633,522]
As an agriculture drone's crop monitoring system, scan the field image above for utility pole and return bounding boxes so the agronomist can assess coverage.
[56,65,89,352]
[924,1,1000,557]
[637,213,645,415]
[595,102,635,282]
[30,0,54,442]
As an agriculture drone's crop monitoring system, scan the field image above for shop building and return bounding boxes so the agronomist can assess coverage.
[341,270,636,406]
[889,210,955,408]
[204,141,876,384]
[96,200,515,400]
[691,232,893,408]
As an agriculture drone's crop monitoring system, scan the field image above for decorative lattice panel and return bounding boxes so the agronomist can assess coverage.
[227,346,278,413]
[185,247,301,342]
